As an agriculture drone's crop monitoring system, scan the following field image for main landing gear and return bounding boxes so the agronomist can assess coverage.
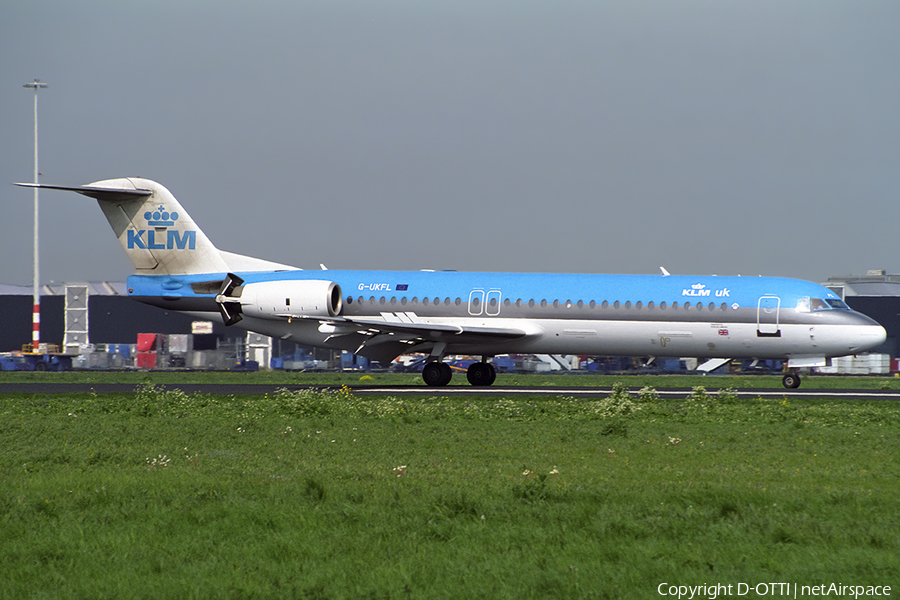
[782,373,802,389]
[466,361,496,386]
[422,362,453,387]
[422,359,497,387]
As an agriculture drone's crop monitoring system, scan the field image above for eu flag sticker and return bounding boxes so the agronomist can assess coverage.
[396,284,409,291]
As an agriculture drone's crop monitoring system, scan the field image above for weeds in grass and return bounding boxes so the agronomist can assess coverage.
[638,385,660,401]
[513,466,560,502]
[716,386,740,403]
[600,419,629,437]
[592,382,640,417]
[273,386,338,417]
[302,476,327,503]
[145,454,170,468]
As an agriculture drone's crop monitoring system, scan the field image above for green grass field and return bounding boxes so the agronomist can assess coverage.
[2,368,900,390]
[1,379,898,599]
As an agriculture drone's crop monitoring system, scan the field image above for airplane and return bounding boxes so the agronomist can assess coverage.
[16,177,886,388]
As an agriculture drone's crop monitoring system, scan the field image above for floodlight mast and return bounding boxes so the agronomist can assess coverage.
[23,79,47,351]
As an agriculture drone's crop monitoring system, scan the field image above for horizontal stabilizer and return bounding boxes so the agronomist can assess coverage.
[15,182,152,202]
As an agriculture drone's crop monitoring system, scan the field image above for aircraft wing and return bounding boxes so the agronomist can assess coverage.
[302,314,534,353]
[343,317,530,339]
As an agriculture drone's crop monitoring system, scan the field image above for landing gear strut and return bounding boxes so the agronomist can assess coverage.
[782,373,801,389]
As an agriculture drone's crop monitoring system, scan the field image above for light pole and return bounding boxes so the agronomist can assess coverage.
[23,79,47,351]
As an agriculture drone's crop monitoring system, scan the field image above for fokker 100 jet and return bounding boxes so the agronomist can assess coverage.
[17,178,886,388]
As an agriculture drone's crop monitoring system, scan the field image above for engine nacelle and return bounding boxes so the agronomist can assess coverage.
[239,280,342,319]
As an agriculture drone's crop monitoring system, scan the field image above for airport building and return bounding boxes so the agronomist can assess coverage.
[0,282,278,370]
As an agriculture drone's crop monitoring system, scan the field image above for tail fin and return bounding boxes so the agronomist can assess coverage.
[16,178,294,275]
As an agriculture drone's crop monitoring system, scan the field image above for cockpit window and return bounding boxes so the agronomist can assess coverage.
[798,297,851,312]
[825,298,850,310]
[810,298,829,311]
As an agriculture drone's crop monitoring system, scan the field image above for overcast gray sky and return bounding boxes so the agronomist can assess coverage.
[2,0,898,287]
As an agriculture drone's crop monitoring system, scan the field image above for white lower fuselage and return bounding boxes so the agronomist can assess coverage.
[251,316,879,359]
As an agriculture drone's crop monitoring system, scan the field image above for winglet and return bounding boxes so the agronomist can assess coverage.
[660,266,671,276]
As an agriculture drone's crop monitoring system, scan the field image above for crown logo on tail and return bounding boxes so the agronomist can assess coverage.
[144,205,179,227]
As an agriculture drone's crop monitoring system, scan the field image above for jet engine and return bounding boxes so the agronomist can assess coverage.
[215,273,342,325]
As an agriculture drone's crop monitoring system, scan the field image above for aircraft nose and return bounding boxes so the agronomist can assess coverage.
[848,323,887,353]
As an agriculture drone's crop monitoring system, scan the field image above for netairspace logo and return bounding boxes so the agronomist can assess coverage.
[657,582,892,599]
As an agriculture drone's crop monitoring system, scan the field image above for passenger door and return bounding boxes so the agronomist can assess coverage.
[757,295,781,337]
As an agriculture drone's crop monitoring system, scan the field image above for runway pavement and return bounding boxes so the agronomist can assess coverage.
[1,382,898,400]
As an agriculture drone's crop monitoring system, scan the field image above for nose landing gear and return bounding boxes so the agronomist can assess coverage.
[782,373,801,389]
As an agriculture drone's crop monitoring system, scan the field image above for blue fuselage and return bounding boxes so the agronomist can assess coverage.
[127,270,886,364]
